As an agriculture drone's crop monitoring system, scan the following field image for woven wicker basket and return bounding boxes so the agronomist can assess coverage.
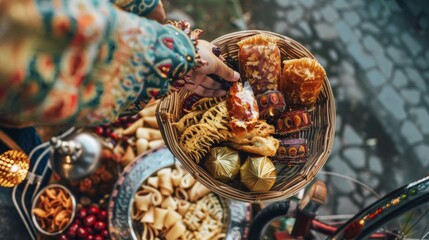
[156,30,336,203]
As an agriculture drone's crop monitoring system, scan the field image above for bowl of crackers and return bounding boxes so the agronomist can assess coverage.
[156,30,336,202]
[32,184,76,236]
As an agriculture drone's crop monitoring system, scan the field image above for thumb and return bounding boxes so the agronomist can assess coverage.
[213,58,240,82]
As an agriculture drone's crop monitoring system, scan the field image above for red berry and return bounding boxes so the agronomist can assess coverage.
[78,208,88,219]
[121,136,129,143]
[73,218,81,225]
[77,227,88,238]
[110,132,120,141]
[101,230,109,237]
[66,223,79,238]
[88,206,100,215]
[86,227,94,235]
[86,235,94,240]
[94,235,104,240]
[58,234,68,240]
[94,221,106,231]
[103,128,112,138]
[94,127,104,136]
[112,120,121,128]
[84,215,96,227]
[97,211,107,221]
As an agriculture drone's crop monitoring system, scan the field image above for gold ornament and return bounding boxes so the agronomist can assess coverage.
[240,156,276,192]
[0,150,30,187]
[204,147,241,183]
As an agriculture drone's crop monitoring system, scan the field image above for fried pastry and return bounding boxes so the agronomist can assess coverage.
[199,101,229,131]
[188,96,225,112]
[179,124,222,163]
[279,57,326,108]
[226,82,259,139]
[173,110,205,133]
[225,136,279,157]
[227,119,275,143]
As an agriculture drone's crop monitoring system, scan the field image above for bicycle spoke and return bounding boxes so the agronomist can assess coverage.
[421,225,429,239]
[400,209,417,237]
[402,209,429,237]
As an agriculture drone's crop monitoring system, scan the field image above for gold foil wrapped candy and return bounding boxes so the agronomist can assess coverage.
[240,156,276,192]
[204,147,241,183]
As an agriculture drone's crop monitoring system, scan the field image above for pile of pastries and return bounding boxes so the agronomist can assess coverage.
[93,100,164,166]
[132,164,225,240]
[175,34,327,192]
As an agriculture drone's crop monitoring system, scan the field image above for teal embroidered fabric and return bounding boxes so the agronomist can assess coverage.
[0,0,195,126]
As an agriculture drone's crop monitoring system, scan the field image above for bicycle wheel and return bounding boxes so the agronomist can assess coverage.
[248,201,291,240]
[249,201,339,240]
[331,176,429,239]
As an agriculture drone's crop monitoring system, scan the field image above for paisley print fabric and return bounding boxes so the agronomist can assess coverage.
[0,0,195,127]
[111,0,159,17]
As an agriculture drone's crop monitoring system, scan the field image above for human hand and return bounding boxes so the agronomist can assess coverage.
[146,0,166,23]
[184,40,240,97]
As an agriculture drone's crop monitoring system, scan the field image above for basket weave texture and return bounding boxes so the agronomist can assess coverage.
[156,30,336,203]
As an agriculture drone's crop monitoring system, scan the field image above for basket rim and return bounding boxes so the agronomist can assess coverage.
[156,30,336,203]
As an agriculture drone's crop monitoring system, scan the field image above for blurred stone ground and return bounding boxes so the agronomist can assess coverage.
[165,0,429,216]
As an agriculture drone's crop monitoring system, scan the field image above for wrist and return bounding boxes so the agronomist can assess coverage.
[166,20,207,89]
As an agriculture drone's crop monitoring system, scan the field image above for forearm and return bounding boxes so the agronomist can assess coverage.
[0,0,196,127]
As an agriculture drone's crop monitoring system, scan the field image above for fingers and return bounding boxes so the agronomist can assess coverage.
[185,85,227,97]
[212,57,240,82]
[200,77,223,90]
[196,40,240,82]
[183,75,226,97]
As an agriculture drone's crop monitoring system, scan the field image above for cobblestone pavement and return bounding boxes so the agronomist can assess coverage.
[168,0,429,215]
[248,0,429,215]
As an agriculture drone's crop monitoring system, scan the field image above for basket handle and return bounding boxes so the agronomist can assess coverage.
[0,129,24,152]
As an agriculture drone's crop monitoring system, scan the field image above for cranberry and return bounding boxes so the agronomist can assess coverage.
[73,218,81,225]
[78,208,88,219]
[66,223,79,238]
[86,235,94,240]
[97,210,107,221]
[110,132,120,141]
[112,120,121,128]
[84,215,96,227]
[94,126,104,136]
[88,206,100,215]
[121,136,129,143]
[119,117,129,125]
[103,127,112,138]
[94,235,104,240]
[101,230,109,237]
[58,234,68,240]
[87,227,94,235]
[76,227,88,238]
[94,221,106,231]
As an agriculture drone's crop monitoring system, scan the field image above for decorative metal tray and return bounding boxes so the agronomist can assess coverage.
[108,147,251,240]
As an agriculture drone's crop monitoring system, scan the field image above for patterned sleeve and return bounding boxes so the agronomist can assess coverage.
[110,0,159,17]
[0,0,195,127]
